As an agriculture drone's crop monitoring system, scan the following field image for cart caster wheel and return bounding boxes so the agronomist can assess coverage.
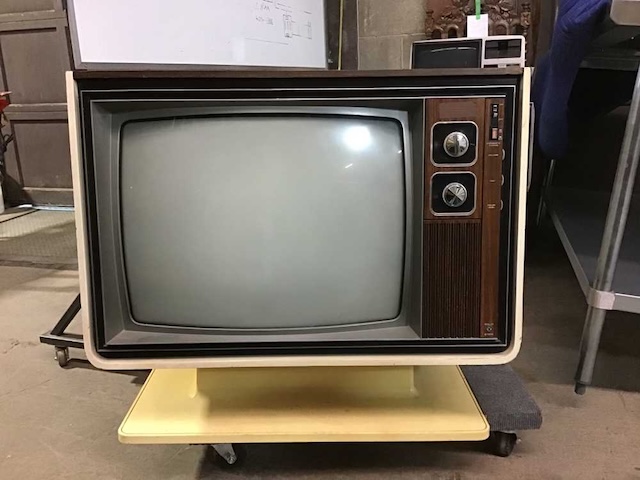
[211,444,245,469]
[55,347,69,367]
[491,431,517,457]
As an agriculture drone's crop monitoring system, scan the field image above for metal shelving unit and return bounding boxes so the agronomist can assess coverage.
[544,63,640,394]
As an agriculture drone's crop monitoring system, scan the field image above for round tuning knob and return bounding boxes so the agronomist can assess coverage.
[443,131,470,158]
[442,182,468,208]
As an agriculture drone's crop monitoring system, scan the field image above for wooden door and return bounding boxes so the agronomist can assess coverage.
[1,0,73,206]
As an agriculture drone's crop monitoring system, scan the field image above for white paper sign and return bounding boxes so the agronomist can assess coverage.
[467,14,489,38]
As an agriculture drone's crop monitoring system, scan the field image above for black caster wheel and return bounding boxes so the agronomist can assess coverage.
[491,431,517,457]
[55,347,70,367]
[210,444,246,469]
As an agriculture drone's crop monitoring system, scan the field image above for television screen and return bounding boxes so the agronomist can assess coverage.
[120,115,405,330]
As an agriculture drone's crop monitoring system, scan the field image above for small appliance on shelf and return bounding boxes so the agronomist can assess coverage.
[411,36,526,70]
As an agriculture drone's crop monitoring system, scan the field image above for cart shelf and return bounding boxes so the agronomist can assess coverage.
[547,187,640,314]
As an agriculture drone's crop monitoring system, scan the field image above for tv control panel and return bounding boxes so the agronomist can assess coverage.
[423,97,506,339]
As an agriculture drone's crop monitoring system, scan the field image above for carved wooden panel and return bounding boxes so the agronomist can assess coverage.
[424,0,538,64]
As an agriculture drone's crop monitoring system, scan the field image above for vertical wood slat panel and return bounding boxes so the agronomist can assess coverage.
[423,220,482,338]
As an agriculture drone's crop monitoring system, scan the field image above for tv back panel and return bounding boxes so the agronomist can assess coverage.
[68,68,531,369]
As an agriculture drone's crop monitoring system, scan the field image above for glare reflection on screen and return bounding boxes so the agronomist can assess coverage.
[343,125,372,152]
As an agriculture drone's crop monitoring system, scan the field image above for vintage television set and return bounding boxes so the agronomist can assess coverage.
[68,68,530,370]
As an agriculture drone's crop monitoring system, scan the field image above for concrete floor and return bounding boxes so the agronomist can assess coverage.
[1,231,639,479]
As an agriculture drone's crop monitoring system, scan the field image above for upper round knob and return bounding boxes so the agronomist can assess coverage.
[442,182,468,208]
[443,132,470,158]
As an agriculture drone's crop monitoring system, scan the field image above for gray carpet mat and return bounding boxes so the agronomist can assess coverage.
[0,208,77,268]
[463,365,543,432]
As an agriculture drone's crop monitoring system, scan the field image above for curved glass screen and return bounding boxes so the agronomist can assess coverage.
[120,115,405,330]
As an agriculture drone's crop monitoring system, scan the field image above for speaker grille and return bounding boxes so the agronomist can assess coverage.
[423,221,482,338]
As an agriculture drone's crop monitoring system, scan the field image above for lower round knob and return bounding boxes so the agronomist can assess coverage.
[442,182,468,208]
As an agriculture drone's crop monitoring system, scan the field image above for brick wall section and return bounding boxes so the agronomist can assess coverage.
[358,0,427,69]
